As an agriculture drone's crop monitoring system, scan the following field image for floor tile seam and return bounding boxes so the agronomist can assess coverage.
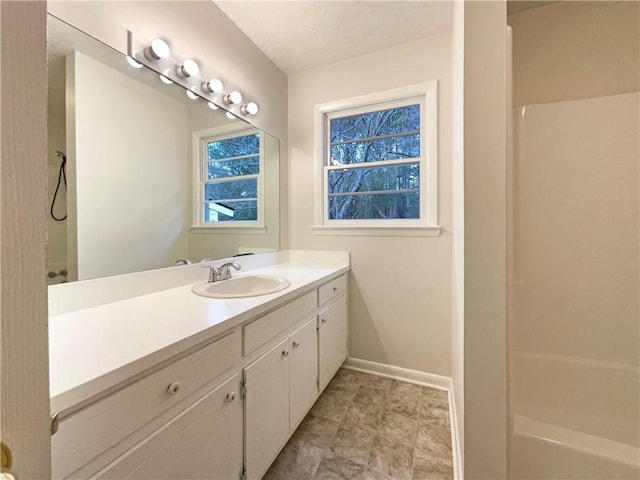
[311,445,332,478]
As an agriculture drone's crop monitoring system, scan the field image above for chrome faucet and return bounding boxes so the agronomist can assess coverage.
[202,261,241,283]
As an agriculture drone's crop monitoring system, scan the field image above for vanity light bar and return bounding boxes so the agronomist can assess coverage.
[127,31,260,117]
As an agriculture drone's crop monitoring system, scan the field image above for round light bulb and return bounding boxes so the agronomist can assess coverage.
[225,111,236,120]
[177,58,199,78]
[126,54,143,69]
[208,101,219,110]
[241,102,259,115]
[224,91,242,105]
[159,69,173,84]
[145,38,170,61]
[203,78,224,94]
[186,87,199,100]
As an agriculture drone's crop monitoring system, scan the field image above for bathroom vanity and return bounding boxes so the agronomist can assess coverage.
[48,251,349,480]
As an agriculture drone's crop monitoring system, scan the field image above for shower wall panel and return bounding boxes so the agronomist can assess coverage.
[510,92,639,477]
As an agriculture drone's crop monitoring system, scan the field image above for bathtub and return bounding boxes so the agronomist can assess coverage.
[510,414,640,479]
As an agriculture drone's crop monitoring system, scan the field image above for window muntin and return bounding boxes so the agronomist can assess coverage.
[324,97,426,226]
[198,129,264,226]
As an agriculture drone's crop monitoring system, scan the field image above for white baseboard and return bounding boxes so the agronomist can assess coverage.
[343,357,463,479]
[344,357,450,390]
[448,381,463,479]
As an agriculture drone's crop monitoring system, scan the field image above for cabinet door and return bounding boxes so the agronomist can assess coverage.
[244,338,290,480]
[289,317,319,430]
[94,374,242,480]
[318,296,348,390]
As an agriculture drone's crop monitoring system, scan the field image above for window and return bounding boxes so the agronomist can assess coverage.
[313,82,439,236]
[193,126,265,230]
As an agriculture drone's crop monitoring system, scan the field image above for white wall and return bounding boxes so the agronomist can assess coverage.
[288,33,453,375]
[462,2,508,478]
[69,52,189,280]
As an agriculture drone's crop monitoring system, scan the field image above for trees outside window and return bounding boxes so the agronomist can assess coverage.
[314,81,438,233]
[327,103,421,220]
[195,128,264,227]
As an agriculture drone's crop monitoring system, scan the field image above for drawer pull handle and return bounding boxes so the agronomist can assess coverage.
[226,392,236,402]
[167,381,181,395]
[321,318,327,324]
[292,341,300,348]
[282,350,289,358]
[50,412,60,436]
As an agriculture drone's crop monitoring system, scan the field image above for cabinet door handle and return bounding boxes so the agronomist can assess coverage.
[282,350,289,358]
[167,381,181,395]
[321,318,327,324]
[50,412,60,436]
[292,341,300,348]
[226,392,236,402]
[333,286,338,292]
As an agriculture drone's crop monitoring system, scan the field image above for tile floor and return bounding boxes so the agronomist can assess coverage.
[263,368,454,480]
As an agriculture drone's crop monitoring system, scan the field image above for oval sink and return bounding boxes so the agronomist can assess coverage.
[191,274,291,299]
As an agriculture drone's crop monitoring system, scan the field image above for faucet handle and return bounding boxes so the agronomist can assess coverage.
[215,262,241,281]
[219,262,241,272]
[200,259,214,269]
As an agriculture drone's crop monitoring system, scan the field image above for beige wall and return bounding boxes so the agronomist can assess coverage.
[69,52,189,280]
[450,0,465,471]
[462,2,508,478]
[508,1,640,106]
[288,33,453,375]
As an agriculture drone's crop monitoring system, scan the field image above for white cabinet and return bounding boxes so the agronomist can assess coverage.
[244,338,291,480]
[52,272,349,480]
[318,295,348,390]
[244,316,319,480]
[95,374,243,480]
[52,331,241,479]
[289,318,319,430]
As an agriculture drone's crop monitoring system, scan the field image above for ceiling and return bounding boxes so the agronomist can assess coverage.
[215,1,453,75]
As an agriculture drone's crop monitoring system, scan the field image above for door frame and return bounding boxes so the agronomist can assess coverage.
[0,1,51,477]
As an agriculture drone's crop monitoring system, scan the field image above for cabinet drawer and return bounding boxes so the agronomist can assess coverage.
[94,374,242,480]
[243,290,316,355]
[318,274,347,307]
[52,330,241,479]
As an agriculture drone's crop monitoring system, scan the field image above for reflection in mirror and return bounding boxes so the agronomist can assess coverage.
[46,15,280,284]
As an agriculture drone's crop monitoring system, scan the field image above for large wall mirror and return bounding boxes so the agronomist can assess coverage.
[47,15,280,284]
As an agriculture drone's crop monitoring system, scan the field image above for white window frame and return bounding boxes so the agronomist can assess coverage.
[312,81,440,237]
[191,124,266,234]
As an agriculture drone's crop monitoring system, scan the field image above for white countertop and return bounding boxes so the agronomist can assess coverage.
[49,251,349,414]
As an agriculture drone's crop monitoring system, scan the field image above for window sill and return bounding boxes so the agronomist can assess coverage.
[190,226,267,235]
[311,225,442,237]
